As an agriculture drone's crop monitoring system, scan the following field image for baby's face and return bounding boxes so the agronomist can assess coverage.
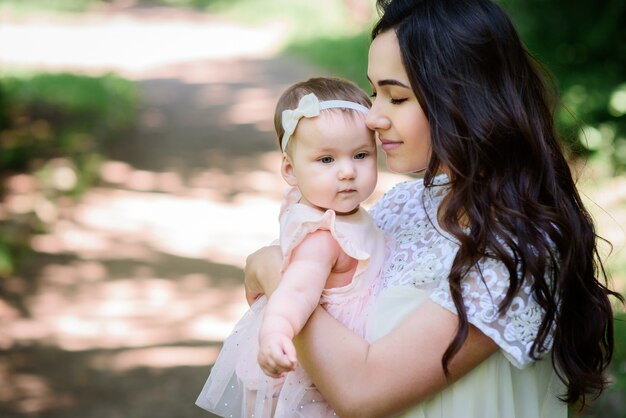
[285,111,377,214]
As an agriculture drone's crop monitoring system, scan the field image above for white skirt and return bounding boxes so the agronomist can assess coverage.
[367,286,567,418]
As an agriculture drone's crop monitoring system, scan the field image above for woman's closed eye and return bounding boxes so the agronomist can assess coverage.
[390,97,408,105]
[369,91,407,105]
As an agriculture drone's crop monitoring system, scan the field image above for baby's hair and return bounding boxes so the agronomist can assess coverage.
[274,77,371,152]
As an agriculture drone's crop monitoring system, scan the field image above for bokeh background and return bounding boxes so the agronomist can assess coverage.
[0,0,624,417]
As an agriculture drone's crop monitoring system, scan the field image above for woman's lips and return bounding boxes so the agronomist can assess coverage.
[380,139,402,151]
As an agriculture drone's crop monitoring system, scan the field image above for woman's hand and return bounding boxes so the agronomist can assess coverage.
[243,245,282,305]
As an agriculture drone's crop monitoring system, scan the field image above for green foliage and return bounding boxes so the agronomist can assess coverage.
[498,0,626,172]
[205,0,361,34]
[286,31,372,90]
[145,0,230,10]
[0,72,137,277]
[612,311,626,392]
[575,311,626,418]
[3,72,136,127]
[0,0,99,13]
[1,72,137,172]
[0,238,15,277]
[0,84,9,130]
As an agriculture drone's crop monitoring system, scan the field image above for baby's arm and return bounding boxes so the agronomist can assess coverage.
[258,230,340,378]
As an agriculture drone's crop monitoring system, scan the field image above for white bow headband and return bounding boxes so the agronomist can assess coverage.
[280,93,370,151]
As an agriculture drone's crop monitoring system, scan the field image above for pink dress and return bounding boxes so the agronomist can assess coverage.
[196,187,386,417]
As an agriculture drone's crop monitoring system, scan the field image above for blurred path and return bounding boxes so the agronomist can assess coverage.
[2,5,624,418]
[0,5,379,417]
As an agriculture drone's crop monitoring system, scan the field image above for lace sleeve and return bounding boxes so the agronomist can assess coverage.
[429,256,551,369]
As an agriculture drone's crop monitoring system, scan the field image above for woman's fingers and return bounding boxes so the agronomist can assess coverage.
[244,245,283,303]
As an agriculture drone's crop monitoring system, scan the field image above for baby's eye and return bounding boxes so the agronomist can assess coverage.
[354,152,369,160]
[319,156,334,164]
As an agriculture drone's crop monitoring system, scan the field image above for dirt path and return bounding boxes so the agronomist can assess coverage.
[2,5,625,418]
[0,6,335,417]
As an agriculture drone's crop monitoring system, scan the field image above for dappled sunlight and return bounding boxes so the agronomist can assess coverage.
[0,3,448,417]
[0,370,74,415]
[1,2,624,417]
[89,345,222,372]
[139,107,166,129]
[30,230,156,261]
[579,174,626,294]
[1,152,412,356]
[0,13,289,78]
[28,157,408,264]
[161,58,277,85]
[578,170,626,237]
[100,160,186,194]
[226,87,277,132]
[68,186,280,264]
[5,269,248,351]
[1,158,270,354]
[593,181,626,247]
[5,173,38,194]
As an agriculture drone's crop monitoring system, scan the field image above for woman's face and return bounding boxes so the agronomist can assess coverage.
[366,30,432,174]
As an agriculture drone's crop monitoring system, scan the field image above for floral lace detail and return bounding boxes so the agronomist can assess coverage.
[370,178,458,289]
[369,177,552,369]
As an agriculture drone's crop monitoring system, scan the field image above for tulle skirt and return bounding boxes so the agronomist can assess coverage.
[195,297,337,417]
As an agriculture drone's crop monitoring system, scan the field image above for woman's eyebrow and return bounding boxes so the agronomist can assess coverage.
[378,79,411,88]
[366,76,410,89]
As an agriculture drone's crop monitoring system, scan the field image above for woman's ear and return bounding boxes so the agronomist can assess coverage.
[281,153,298,187]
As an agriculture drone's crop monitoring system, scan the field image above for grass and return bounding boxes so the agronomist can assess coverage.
[1,71,138,172]
[3,72,137,126]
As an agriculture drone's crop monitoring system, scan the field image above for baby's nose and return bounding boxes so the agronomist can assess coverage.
[338,161,356,179]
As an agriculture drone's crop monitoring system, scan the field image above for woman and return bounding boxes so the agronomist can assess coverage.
[245,0,622,416]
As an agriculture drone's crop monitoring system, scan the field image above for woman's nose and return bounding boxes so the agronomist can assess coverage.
[366,103,390,131]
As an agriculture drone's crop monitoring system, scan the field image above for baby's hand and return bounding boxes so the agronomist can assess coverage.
[258,332,297,378]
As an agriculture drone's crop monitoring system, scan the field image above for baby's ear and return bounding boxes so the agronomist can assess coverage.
[281,153,297,187]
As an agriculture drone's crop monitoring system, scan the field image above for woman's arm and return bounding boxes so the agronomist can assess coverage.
[294,301,498,418]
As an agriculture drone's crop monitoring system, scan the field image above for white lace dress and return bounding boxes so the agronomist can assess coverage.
[366,176,567,418]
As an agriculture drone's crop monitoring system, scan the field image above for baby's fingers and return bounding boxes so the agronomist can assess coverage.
[258,352,295,378]
[261,364,284,378]
[281,341,298,366]
[258,354,283,378]
[268,346,296,372]
[273,355,296,373]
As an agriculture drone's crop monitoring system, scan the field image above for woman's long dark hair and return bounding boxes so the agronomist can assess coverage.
[373,0,623,407]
